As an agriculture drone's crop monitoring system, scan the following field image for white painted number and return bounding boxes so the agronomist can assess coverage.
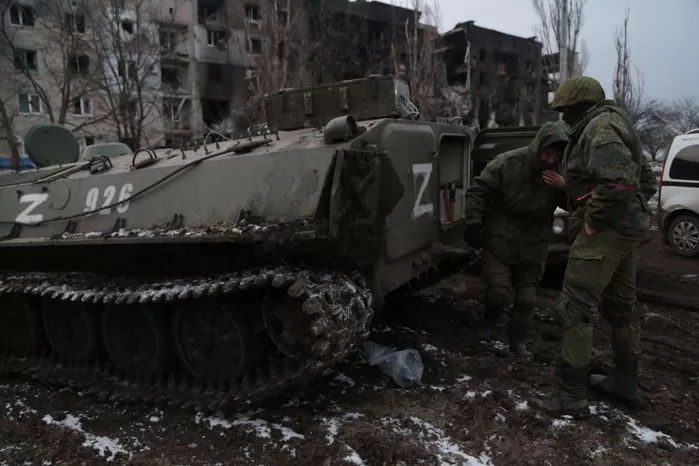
[84,187,99,212]
[116,183,133,214]
[15,193,49,224]
[99,185,116,215]
[412,163,434,219]
[84,183,134,215]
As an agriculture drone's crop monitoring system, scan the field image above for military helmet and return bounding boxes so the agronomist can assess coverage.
[551,76,605,110]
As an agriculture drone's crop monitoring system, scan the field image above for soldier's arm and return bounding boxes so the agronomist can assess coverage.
[583,125,640,229]
[463,159,503,225]
[639,155,658,201]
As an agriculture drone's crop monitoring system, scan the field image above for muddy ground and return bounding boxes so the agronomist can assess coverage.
[1,236,697,465]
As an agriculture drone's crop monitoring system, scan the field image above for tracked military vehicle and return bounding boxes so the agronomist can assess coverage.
[0,76,474,410]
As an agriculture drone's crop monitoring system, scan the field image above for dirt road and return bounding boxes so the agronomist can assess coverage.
[1,242,697,465]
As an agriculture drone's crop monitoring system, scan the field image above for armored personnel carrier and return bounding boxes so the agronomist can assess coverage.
[0,76,474,410]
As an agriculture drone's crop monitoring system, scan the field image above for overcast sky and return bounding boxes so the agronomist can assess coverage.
[431,0,697,103]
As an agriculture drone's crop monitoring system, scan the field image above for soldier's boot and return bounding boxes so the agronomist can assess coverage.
[589,357,640,408]
[507,321,533,359]
[534,362,591,419]
[508,286,537,358]
[481,285,513,341]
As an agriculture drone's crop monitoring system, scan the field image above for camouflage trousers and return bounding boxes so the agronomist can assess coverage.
[554,229,642,368]
[482,250,544,324]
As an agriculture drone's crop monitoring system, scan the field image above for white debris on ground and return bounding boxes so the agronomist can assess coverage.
[42,414,130,462]
[422,344,439,352]
[322,413,364,446]
[342,444,367,465]
[4,398,38,420]
[550,417,573,429]
[379,416,493,466]
[195,411,304,452]
[456,375,472,383]
[621,413,697,450]
[481,340,509,351]
[515,401,529,412]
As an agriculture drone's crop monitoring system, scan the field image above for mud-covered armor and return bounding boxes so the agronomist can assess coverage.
[0,76,475,410]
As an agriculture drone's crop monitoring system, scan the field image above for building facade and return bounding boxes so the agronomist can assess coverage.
[443,21,548,128]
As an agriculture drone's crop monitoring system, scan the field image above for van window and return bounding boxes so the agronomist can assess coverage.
[669,145,699,181]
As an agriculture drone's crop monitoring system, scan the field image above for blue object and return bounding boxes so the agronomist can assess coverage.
[0,157,37,170]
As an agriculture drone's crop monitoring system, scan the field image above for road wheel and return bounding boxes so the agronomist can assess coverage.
[669,214,699,257]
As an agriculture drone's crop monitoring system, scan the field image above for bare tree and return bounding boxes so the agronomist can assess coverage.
[245,0,308,121]
[392,0,442,120]
[669,96,699,134]
[0,0,100,167]
[637,104,674,160]
[0,95,20,168]
[84,0,162,148]
[533,0,586,89]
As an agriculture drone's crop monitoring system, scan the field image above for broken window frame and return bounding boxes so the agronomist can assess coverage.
[69,54,90,75]
[163,100,181,123]
[245,36,262,55]
[245,4,261,22]
[9,5,35,27]
[159,29,178,51]
[72,97,92,116]
[160,65,181,87]
[121,19,134,34]
[65,12,86,33]
[14,49,38,72]
[118,60,138,80]
[206,28,226,47]
[18,93,42,114]
[199,0,223,23]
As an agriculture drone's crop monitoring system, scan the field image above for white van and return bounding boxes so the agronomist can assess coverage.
[658,129,699,256]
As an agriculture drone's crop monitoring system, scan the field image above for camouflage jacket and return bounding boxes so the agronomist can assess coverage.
[564,101,657,239]
[464,122,569,265]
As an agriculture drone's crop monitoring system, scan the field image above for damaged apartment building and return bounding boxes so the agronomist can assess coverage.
[0,0,417,156]
[158,0,415,143]
[442,21,548,128]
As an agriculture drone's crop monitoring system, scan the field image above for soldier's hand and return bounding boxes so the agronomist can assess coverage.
[463,223,485,249]
[543,170,566,189]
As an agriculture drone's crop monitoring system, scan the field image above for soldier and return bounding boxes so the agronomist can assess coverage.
[463,121,570,357]
[538,76,657,418]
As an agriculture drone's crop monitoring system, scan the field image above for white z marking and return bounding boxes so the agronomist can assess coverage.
[412,163,434,219]
[16,193,49,224]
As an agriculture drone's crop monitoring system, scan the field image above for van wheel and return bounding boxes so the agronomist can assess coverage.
[669,215,699,257]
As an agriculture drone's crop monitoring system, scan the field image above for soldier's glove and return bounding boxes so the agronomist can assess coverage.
[463,223,485,249]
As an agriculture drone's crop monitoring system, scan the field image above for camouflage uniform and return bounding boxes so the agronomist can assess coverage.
[547,78,657,413]
[556,101,656,370]
[464,122,569,349]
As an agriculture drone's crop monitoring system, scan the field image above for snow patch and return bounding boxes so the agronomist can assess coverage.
[456,375,472,383]
[195,411,304,444]
[551,417,572,429]
[407,417,493,466]
[422,344,439,352]
[482,340,508,351]
[625,417,679,447]
[323,413,364,445]
[515,401,529,412]
[343,445,367,465]
[42,414,129,462]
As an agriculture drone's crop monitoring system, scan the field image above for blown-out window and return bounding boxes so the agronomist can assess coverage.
[669,145,699,181]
